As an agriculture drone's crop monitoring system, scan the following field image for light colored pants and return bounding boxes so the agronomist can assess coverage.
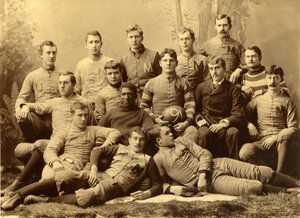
[211,158,274,195]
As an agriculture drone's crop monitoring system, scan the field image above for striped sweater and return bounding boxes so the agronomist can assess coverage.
[140,73,195,124]
[242,65,289,99]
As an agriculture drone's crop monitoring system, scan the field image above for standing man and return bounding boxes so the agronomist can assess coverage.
[152,125,300,197]
[194,55,244,159]
[176,27,209,91]
[120,24,161,99]
[15,40,61,142]
[94,60,123,123]
[75,30,113,101]
[140,48,198,143]
[239,65,298,174]
[199,14,244,82]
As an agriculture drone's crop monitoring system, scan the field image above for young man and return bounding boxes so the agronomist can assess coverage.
[239,45,289,103]
[176,27,209,90]
[15,40,61,142]
[75,30,113,101]
[152,125,300,197]
[1,127,161,210]
[194,55,245,159]
[1,72,95,196]
[239,65,298,173]
[99,82,154,149]
[199,14,244,82]
[120,24,161,99]
[94,60,123,123]
[140,48,198,143]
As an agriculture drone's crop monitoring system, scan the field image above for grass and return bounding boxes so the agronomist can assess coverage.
[1,169,300,217]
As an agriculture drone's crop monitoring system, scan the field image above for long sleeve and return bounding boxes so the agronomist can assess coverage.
[94,126,121,146]
[44,130,67,165]
[153,52,162,76]
[94,92,106,123]
[15,75,34,110]
[177,137,212,173]
[25,99,53,115]
[90,144,119,168]
[140,80,156,119]
[144,158,163,196]
[183,80,196,124]
[226,85,245,126]
[74,63,82,95]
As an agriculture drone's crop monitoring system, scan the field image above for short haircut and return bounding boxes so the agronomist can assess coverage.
[70,101,88,115]
[120,82,137,97]
[126,24,144,38]
[160,48,177,62]
[207,55,226,69]
[39,40,57,55]
[265,65,284,78]
[246,45,262,59]
[215,14,232,29]
[178,27,195,41]
[59,71,76,85]
[129,126,147,139]
[104,60,122,71]
[85,30,102,42]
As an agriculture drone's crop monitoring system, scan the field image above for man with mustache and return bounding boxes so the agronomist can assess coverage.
[239,45,289,103]
[239,65,298,174]
[199,14,244,83]
[120,24,161,100]
[75,30,113,102]
[194,55,245,159]
[15,40,61,143]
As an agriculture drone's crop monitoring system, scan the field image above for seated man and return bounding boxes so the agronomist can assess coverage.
[152,125,300,197]
[94,60,123,123]
[99,82,155,154]
[194,55,245,159]
[239,65,298,173]
[140,48,198,143]
[1,72,96,196]
[1,127,162,210]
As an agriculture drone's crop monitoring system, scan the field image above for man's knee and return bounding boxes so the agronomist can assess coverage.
[239,143,254,161]
[183,126,198,143]
[198,126,210,137]
[226,127,239,137]
[14,143,33,158]
[245,181,263,195]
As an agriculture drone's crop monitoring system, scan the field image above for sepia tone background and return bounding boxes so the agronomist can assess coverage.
[1,0,299,166]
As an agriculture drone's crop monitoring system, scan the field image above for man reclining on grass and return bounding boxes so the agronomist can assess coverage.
[152,125,300,197]
[1,125,162,210]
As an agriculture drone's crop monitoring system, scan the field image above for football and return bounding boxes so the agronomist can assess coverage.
[161,106,187,125]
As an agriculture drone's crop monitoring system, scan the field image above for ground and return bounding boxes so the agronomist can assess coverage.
[1,169,300,217]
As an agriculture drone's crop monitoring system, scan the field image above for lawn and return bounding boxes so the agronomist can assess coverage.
[1,169,300,218]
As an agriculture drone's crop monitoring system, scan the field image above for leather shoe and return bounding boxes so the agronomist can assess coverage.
[1,193,23,210]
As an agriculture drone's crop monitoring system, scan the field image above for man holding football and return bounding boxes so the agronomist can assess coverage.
[140,48,198,143]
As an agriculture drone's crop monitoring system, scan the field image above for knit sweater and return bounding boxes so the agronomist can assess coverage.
[140,73,195,124]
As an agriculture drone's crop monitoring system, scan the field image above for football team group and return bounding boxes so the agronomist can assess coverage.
[1,14,300,210]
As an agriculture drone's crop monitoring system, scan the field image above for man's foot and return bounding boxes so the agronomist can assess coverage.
[0,178,24,197]
[286,187,300,194]
[1,193,23,210]
[24,195,49,205]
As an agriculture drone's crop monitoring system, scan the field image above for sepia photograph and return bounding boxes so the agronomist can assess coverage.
[1,0,299,217]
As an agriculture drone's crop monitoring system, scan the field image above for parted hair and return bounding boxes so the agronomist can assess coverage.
[207,55,226,69]
[246,45,262,59]
[85,30,102,42]
[160,48,178,62]
[70,101,88,115]
[59,71,76,85]
[39,40,57,55]
[265,65,284,78]
[104,60,122,71]
[129,126,147,139]
[215,14,232,29]
[178,27,195,41]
